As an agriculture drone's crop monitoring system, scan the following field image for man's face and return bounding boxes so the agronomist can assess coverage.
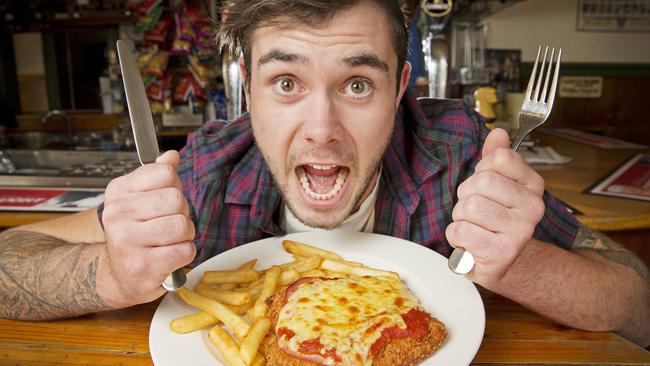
[243,1,410,229]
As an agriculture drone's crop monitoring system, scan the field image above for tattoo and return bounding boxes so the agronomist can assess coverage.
[0,231,108,320]
[572,224,650,285]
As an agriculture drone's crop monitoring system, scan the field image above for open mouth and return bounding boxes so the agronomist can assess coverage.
[296,164,350,201]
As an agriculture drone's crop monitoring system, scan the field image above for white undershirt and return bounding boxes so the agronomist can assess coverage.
[281,169,381,234]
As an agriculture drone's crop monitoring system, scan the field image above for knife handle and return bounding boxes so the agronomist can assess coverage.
[162,268,187,291]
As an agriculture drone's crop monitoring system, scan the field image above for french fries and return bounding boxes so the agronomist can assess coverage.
[194,282,252,305]
[170,311,218,334]
[281,255,321,273]
[282,239,342,260]
[172,239,400,366]
[239,318,271,365]
[246,269,299,298]
[203,268,260,284]
[252,266,281,322]
[320,258,400,280]
[209,325,247,366]
[178,288,251,339]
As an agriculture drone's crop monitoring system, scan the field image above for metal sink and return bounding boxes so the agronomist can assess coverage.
[0,149,140,188]
[1,131,124,150]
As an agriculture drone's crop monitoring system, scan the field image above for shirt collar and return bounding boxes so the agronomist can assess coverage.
[380,90,445,213]
[223,124,284,236]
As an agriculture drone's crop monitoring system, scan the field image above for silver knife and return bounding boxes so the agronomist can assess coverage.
[116,39,187,291]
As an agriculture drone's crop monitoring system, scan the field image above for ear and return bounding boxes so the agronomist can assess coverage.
[238,57,251,112]
[396,61,412,108]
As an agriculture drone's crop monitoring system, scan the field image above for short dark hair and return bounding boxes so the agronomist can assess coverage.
[217,0,408,87]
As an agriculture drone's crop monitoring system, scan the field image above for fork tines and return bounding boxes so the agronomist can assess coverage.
[525,46,563,106]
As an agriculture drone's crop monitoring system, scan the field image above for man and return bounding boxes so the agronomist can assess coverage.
[1,0,649,347]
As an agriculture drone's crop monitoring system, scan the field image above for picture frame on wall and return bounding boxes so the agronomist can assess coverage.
[577,0,650,32]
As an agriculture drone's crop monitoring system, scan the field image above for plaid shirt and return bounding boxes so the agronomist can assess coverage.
[172,91,580,267]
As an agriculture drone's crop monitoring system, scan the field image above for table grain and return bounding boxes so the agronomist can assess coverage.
[1,290,648,365]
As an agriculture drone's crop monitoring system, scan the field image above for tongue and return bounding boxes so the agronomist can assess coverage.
[304,166,340,194]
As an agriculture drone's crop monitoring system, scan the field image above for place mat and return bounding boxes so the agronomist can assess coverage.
[0,187,104,212]
[584,154,650,202]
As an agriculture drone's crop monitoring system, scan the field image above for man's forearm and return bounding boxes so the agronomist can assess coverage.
[486,226,650,346]
[0,230,112,320]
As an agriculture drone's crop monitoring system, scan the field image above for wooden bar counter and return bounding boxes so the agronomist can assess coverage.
[533,131,650,231]
[0,289,648,365]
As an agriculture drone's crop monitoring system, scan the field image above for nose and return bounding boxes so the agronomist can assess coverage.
[301,90,343,146]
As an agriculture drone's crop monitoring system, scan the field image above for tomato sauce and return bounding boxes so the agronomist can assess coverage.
[277,327,295,340]
[298,338,342,362]
[369,308,430,356]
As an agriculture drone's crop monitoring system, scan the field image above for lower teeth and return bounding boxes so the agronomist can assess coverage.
[298,168,348,200]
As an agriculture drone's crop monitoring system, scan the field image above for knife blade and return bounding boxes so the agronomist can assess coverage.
[116,39,186,291]
[116,40,159,165]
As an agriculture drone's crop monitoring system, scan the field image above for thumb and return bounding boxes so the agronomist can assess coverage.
[155,150,181,168]
[481,128,510,157]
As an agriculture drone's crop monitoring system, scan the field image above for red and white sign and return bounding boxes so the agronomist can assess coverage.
[0,188,104,212]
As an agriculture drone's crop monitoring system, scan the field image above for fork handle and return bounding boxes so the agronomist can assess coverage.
[510,129,530,152]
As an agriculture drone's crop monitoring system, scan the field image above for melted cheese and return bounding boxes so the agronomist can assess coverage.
[276,275,421,365]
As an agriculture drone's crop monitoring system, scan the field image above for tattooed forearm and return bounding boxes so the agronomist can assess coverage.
[0,230,110,320]
[572,224,650,285]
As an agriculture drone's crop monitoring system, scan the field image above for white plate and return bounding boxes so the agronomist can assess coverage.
[149,231,485,366]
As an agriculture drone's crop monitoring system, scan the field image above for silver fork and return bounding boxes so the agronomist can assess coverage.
[448,45,563,274]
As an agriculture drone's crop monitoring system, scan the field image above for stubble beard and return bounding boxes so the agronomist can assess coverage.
[255,133,393,230]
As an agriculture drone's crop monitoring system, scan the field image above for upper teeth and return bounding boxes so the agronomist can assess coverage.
[310,164,335,170]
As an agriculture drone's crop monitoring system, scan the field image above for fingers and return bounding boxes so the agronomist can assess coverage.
[105,150,183,201]
[146,241,197,280]
[105,187,190,221]
[447,128,547,284]
[475,148,545,195]
[477,129,545,195]
[138,214,196,247]
[99,149,196,306]
[452,194,514,234]
[446,221,500,263]
[106,241,196,304]
[481,128,510,157]
[105,210,195,247]
[156,149,181,166]
[456,169,542,210]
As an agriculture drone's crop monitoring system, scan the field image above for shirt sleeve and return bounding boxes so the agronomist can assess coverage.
[178,133,200,246]
[534,191,580,250]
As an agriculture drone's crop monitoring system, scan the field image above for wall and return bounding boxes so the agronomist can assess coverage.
[12,32,48,112]
[481,0,650,145]
[484,0,650,64]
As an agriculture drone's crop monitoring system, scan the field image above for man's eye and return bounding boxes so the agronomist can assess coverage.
[344,79,373,98]
[273,77,299,95]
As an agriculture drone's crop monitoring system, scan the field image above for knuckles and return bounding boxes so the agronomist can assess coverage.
[488,147,517,167]
[474,170,502,191]
[153,163,180,185]
[166,214,195,241]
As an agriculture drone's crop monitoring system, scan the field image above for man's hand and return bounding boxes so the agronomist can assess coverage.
[445,128,545,286]
[100,150,196,307]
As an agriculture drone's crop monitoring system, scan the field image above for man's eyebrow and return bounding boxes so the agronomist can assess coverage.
[342,53,389,73]
[257,49,309,67]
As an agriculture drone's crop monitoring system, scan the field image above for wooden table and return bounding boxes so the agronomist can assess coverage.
[534,131,650,231]
[1,289,648,365]
[532,132,650,266]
